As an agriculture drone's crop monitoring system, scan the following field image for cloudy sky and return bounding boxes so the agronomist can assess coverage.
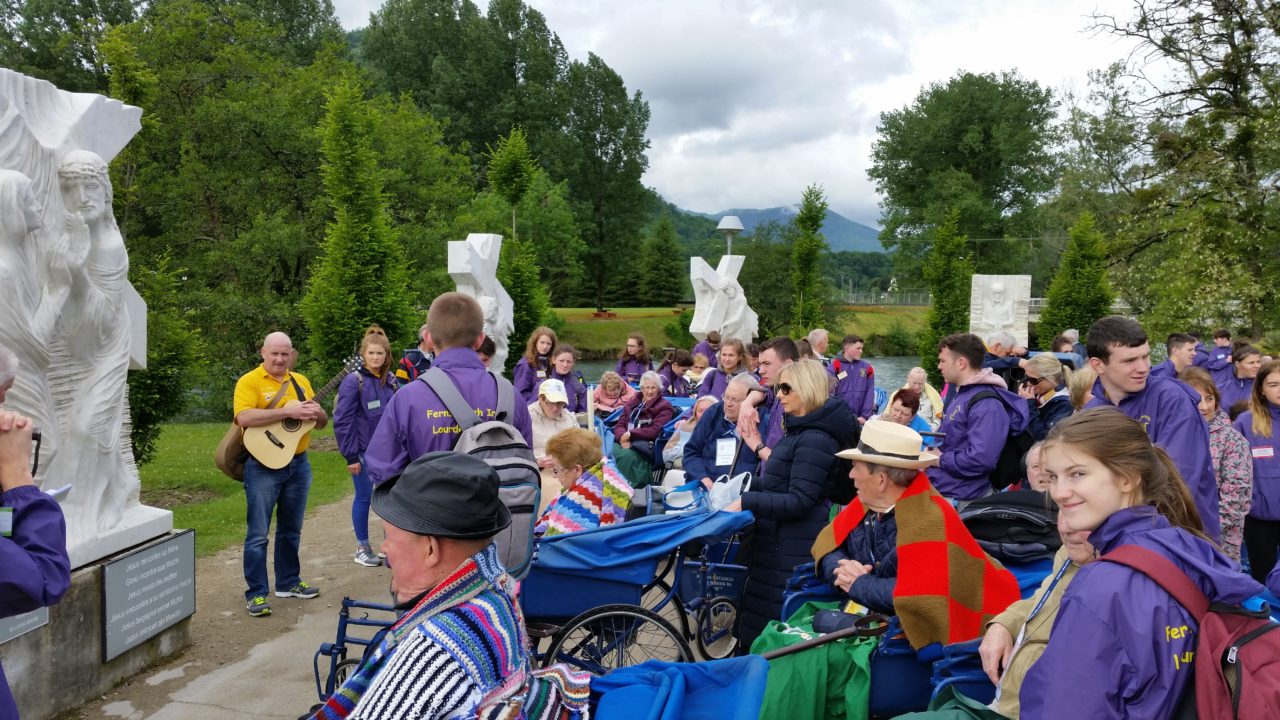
[330,0,1136,227]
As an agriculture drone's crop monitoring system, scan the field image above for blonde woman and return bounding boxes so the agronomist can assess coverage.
[1018,353,1072,440]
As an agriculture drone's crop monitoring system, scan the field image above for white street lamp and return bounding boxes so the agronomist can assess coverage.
[716,215,744,256]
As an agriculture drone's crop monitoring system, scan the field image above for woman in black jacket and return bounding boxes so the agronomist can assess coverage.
[1019,352,1073,441]
[732,359,855,651]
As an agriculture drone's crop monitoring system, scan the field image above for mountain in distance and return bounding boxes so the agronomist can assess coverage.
[695,206,883,253]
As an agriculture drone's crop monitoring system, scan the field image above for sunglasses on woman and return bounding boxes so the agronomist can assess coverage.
[1020,376,1045,387]
[778,383,793,395]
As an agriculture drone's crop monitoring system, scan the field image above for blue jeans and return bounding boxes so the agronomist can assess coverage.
[351,456,372,545]
[243,453,312,600]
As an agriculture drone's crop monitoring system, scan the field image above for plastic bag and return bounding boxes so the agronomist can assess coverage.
[708,472,752,511]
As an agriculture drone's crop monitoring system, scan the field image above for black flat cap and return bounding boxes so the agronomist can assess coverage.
[372,452,511,539]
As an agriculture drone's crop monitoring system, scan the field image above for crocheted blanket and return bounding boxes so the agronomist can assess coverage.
[810,472,1020,649]
[536,459,634,537]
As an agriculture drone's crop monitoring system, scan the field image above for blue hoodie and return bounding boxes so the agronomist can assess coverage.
[1022,507,1261,720]
[1086,377,1222,542]
[1232,405,1280,521]
[926,369,1031,501]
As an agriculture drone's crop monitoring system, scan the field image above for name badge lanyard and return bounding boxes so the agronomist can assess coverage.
[993,559,1071,704]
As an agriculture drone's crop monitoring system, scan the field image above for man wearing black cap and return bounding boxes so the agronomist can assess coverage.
[312,452,587,720]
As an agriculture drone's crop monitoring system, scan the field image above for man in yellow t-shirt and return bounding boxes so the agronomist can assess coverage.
[233,332,327,617]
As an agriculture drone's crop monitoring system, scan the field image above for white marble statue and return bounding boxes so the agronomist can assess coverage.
[0,69,170,568]
[689,255,758,344]
[448,233,514,371]
[969,275,1032,347]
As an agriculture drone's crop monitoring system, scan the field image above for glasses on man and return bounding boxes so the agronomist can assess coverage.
[778,383,793,395]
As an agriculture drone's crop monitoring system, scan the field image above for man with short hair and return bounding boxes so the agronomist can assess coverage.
[312,452,588,720]
[983,331,1028,392]
[737,336,799,467]
[829,334,875,423]
[927,333,1029,502]
[233,332,327,616]
[807,328,830,362]
[817,421,938,613]
[692,330,721,367]
[684,374,763,487]
[365,294,532,486]
[395,322,433,384]
[1083,316,1221,542]
[1150,332,1197,379]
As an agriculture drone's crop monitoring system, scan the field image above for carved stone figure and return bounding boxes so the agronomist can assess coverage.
[689,255,758,344]
[0,69,169,567]
[969,275,1032,347]
[448,233,514,371]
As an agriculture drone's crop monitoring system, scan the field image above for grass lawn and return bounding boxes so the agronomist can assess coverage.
[140,423,352,556]
[834,305,929,335]
[554,306,685,355]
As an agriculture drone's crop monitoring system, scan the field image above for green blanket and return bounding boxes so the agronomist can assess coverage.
[750,602,877,720]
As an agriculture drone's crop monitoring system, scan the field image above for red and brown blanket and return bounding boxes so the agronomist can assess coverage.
[810,472,1020,649]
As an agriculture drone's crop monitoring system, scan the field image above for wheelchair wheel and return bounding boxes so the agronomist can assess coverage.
[544,604,693,673]
[331,658,360,693]
[694,596,738,659]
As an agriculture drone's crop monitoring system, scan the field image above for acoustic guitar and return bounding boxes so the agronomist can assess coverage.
[242,355,363,469]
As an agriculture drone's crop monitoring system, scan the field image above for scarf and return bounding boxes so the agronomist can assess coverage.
[810,472,1020,649]
[536,459,634,537]
[313,544,588,719]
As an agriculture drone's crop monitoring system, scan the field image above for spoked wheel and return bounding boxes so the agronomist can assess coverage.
[544,604,693,673]
[331,658,360,693]
[694,596,739,659]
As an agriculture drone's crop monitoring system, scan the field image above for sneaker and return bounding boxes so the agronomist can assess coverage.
[246,596,272,617]
[275,581,320,599]
[354,545,382,567]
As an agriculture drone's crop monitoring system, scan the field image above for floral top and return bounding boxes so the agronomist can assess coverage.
[1207,409,1253,561]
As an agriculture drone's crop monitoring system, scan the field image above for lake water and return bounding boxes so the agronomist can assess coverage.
[576,355,922,395]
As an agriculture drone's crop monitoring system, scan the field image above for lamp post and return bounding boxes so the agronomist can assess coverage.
[716,215,743,256]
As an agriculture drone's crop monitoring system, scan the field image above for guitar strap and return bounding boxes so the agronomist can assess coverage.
[289,375,306,402]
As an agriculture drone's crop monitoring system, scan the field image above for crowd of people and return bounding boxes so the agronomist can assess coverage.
[8,296,1280,719]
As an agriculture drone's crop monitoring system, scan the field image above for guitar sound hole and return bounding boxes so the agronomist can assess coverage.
[282,419,301,431]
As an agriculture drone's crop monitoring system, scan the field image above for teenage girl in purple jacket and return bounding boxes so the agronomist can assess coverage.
[1022,409,1261,719]
[332,327,400,568]
[513,326,557,405]
[616,332,653,385]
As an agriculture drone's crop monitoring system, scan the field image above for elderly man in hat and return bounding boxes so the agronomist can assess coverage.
[815,421,938,614]
[312,452,587,720]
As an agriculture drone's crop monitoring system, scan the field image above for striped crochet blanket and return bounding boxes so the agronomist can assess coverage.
[313,544,588,719]
[810,472,1020,649]
[536,458,634,537]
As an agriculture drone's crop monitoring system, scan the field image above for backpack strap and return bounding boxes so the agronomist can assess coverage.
[493,369,514,423]
[964,388,1003,412]
[1100,545,1210,620]
[422,367,482,431]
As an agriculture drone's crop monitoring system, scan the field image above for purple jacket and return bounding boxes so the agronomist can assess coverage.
[615,357,651,385]
[332,368,399,464]
[612,394,675,443]
[1269,558,1280,598]
[1232,405,1280,521]
[513,355,551,405]
[1086,377,1222,542]
[1022,507,1261,720]
[696,367,748,401]
[764,390,785,449]
[1149,359,1177,380]
[1,485,71,720]
[828,357,876,420]
[691,340,719,365]
[1197,343,1232,371]
[1210,364,1253,413]
[926,371,1031,501]
[548,369,588,413]
[364,347,533,484]
[657,364,692,398]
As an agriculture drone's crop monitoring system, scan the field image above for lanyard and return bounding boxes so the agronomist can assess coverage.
[1027,560,1071,623]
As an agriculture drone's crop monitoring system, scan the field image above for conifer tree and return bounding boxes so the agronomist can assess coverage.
[486,128,536,242]
[918,209,974,385]
[301,79,415,377]
[499,237,554,372]
[791,184,829,333]
[641,213,684,306]
[1039,212,1114,340]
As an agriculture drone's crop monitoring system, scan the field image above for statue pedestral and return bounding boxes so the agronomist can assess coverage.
[689,255,758,344]
[969,275,1032,347]
[0,69,170,568]
[448,233,514,372]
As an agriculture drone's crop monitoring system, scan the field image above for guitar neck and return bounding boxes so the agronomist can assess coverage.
[308,364,357,404]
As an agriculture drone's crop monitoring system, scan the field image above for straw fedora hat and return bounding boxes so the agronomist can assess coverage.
[836,419,938,469]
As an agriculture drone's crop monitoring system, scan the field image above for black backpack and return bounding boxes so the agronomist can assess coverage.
[965,389,1035,490]
[958,489,1061,562]
[825,421,862,505]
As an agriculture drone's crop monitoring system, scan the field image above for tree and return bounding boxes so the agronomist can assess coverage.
[736,221,795,338]
[869,71,1058,276]
[790,184,829,333]
[917,210,973,385]
[640,213,683,307]
[1038,213,1114,340]
[0,0,139,92]
[486,127,536,241]
[301,78,416,378]
[1090,0,1280,336]
[499,237,553,372]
